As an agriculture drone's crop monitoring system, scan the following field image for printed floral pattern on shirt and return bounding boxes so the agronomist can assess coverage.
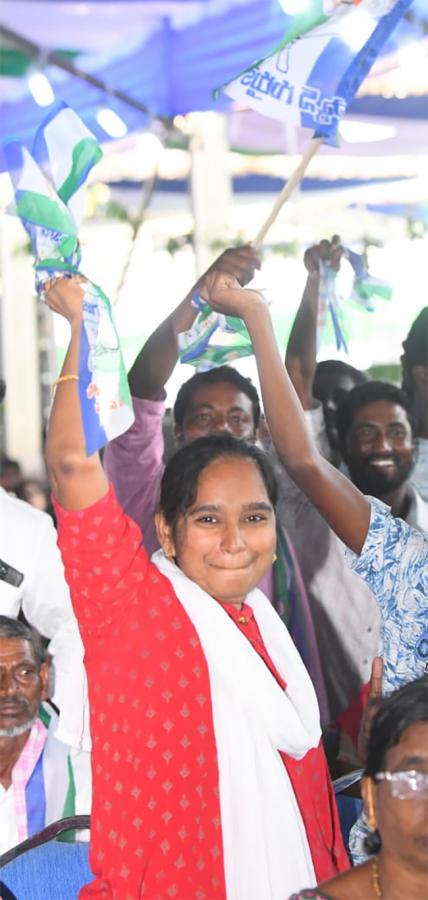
[346,496,428,865]
[345,496,428,694]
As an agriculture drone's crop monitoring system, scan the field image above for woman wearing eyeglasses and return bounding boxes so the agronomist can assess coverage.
[289,676,428,899]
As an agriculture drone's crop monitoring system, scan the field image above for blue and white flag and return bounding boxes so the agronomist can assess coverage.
[221,0,414,145]
[346,247,393,309]
[317,248,393,351]
[5,104,134,455]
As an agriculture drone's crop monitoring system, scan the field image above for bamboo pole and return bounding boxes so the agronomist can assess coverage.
[253,136,323,249]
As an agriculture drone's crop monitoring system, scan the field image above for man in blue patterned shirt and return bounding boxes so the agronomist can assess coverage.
[344,492,427,863]
[282,240,426,723]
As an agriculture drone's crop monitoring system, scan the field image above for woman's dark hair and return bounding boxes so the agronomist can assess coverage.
[363,677,428,855]
[159,434,277,531]
[336,380,416,447]
[173,366,261,431]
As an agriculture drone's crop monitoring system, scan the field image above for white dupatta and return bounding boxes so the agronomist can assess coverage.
[153,550,320,899]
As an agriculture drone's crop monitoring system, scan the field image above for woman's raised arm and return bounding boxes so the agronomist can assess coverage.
[45,277,108,510]
[202,270,371,555]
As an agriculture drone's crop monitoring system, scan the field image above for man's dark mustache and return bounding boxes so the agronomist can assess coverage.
[0,697,31,712]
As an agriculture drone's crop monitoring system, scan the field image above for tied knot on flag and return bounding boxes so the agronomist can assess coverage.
[178,293,254,371]
[5,103,134,454]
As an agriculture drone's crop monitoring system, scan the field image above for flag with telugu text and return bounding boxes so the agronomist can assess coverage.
[185,0,411,369]
[221,0,414,146]
[5,104,134,455]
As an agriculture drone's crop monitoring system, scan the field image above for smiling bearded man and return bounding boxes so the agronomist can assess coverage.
[336,381,423,525]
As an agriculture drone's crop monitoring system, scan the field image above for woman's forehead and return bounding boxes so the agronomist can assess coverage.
[385,721,428,769]
[196,456,268,495]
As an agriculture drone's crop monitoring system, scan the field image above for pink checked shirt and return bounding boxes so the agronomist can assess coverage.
[11,717,47,842]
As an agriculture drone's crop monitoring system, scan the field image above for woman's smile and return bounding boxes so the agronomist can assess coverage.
[158,455,276,606]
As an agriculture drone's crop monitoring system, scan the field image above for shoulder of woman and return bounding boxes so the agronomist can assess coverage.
[317,860,373,899]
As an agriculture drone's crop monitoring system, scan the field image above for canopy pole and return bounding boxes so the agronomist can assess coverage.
[253,136,323,249]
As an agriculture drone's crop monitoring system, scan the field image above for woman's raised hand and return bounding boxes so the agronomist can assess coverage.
[45,275,86,325]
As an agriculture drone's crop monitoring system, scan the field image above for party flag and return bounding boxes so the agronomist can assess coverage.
[5,104,134,454]
[317,248,393,351]
[179,294,253,371]
[317,260,348,352]
[221,0,413,146]
[346,247,393,309]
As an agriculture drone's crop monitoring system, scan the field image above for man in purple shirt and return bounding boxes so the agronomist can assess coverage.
[104,247,328,721]
[104,248,260,552]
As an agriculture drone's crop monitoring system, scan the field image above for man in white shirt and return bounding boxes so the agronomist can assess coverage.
[0,485,89,753]
[0,379,88,752]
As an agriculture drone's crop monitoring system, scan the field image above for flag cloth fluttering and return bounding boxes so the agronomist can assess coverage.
[346,248,394,308]
[221,0,414,146]
[179,293,254,370]
[183,0,411,370]
[5,103,134,454]
[317,248,393,353]
[180,249,393,369]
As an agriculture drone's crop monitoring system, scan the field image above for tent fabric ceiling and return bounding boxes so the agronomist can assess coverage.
[225,108,428,157]
[1,0,427,160]
[1,0,294,142]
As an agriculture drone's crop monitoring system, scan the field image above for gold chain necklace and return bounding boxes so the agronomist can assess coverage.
[372,857,383,898]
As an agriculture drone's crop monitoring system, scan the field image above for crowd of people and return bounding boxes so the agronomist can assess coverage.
[0,241,427,899]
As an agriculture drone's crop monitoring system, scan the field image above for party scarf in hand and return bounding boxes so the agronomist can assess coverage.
[5,103,134,454]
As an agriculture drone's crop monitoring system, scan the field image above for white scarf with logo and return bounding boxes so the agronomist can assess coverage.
[153,550,321,899]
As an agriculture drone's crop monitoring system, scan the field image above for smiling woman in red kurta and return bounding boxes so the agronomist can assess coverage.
[55,482,347,899]
[46,274,348,900]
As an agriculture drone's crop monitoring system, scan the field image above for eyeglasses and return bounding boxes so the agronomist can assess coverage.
[375,770,428,800]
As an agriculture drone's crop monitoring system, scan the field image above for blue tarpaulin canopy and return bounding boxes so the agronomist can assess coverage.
[1,0,427,160]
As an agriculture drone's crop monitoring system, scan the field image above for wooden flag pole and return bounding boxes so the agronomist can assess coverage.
[253,136,323,249]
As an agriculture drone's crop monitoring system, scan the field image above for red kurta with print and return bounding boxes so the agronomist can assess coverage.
[55,486,347,899]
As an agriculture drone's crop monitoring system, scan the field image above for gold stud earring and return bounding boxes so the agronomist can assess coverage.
[272,553,277,563]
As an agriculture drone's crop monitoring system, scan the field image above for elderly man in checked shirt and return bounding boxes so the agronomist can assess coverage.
[0,616,91,855]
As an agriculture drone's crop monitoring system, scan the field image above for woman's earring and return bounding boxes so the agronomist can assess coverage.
[272,553,277,563]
